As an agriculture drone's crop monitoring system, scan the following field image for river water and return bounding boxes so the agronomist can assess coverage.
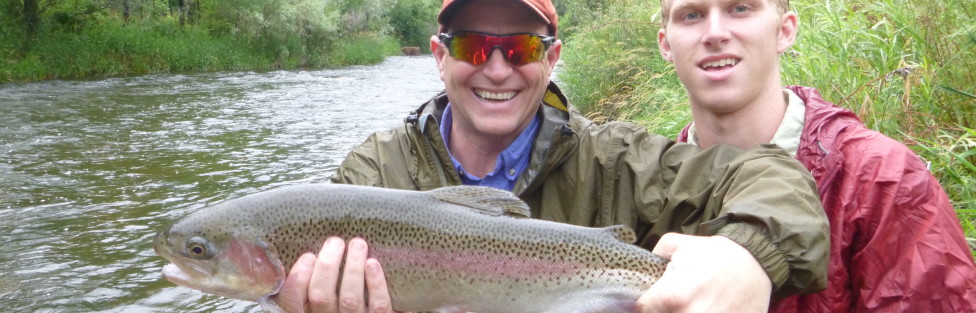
[0,56,444,312]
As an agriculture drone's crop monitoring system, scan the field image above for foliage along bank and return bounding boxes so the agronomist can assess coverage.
[0,0,440,81]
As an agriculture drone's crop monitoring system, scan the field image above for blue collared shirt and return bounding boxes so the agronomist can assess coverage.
[440,103,539,191]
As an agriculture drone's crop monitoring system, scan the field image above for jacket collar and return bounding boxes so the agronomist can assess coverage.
[787,86,861,156]
[787,85,862,197]
[406,82,582,194]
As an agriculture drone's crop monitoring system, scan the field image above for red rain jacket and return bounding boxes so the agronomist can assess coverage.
[677,86,976,312]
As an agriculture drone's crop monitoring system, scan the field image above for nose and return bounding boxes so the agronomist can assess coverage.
[153,232,165,253]
[480,47,515,82]
[702,11,731,48]
[153,230,171,254]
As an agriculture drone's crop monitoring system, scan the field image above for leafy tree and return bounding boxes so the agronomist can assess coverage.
[210,0,342,65]
[388,0,438,51]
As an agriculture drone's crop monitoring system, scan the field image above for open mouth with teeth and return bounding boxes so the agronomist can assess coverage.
[475,89,518,102]
[699,58,740,71]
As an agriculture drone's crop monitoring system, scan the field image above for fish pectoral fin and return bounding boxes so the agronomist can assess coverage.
[428,186,531,218]
[604,225,637,244]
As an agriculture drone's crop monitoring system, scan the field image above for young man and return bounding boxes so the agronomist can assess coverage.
[272,0,831,312]
[657,0,976,312]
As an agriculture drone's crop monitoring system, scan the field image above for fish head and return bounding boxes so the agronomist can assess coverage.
[153,219,286,301]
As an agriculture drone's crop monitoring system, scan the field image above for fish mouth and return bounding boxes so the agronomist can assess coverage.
[159,258,271,302]
[161,262,198,286]
[160,260,211,286]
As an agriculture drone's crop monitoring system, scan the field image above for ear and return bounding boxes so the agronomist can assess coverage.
[657,28,673,62]
[431,35,447,80]
[545,39,562,72]
[777,12,798,54]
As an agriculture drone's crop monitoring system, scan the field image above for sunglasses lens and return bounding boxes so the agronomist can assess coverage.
[446,33,548,66]
[449,33,492,65]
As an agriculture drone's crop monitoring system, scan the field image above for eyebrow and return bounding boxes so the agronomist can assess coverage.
[670,0,704,15]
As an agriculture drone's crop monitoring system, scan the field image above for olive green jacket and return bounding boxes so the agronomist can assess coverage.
[330,82,828,298]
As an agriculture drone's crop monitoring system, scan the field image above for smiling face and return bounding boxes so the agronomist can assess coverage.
[431,0,561,144]
[657,0,796,115]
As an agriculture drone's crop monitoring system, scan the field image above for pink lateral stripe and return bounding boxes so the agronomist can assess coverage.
[370,245,584,278]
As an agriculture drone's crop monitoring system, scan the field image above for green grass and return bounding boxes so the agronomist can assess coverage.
[557,0,688,135]
[558,0,976,258]
[0,17,402,82]
[912,127,976,253]
[325,32,402,66]
[1,18,265,81]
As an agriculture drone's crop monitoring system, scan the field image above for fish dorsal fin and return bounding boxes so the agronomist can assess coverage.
[605,225,637,244]
[428,186,531,218]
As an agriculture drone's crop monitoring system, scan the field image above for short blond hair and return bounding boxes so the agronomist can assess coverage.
[659,0,789,26]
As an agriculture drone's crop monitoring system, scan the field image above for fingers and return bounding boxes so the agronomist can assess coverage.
[275,253,317,313]
[365,258,395,313]
[308,237,347,313]
[291,237,395,313]
[640,234,771,313]
[337,238,369,313]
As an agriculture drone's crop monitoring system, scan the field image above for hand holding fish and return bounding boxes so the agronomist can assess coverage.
[274,237,398,313]
[638,233,771,313]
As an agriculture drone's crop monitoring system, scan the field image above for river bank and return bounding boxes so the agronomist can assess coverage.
[1,17,402,83]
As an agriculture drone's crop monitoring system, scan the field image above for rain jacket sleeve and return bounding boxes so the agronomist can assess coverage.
[598,124,828,298]
[791,86,976,312]
[837,134,976,311]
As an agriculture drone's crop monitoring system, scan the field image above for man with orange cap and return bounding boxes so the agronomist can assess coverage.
[272,0,831,312]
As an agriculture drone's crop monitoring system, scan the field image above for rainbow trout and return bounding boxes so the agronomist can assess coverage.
[153,184,668,313]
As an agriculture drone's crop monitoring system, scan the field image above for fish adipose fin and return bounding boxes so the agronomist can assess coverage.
[427,186,532,218]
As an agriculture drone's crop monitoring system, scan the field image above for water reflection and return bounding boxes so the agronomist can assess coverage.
[0,56,442,312]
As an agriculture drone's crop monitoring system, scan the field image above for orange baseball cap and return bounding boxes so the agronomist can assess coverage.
[438,0,559,36]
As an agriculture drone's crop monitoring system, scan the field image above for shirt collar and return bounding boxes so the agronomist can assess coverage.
[768,89,806,157]
[440,102,540,190]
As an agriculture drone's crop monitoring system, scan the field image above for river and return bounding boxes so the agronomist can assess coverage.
[0,55,444,312]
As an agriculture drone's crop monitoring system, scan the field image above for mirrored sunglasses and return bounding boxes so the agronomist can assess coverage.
[438,31,556,66]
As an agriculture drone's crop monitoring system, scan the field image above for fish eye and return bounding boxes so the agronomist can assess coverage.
[186,237,211,258]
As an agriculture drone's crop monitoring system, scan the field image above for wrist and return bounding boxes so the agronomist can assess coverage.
[715,223,788,297]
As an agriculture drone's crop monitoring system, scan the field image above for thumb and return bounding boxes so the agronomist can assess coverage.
[274,253,316,313]
[640,233,696,313]
[651,232,696,260]
[637,261,679,313]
